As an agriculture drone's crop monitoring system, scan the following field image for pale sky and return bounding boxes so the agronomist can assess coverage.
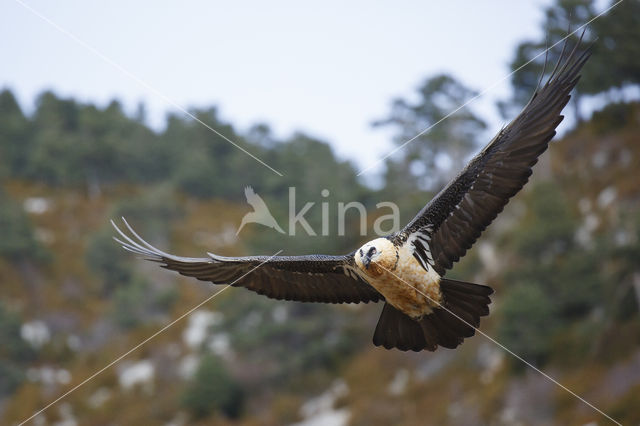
[1,0,557,178]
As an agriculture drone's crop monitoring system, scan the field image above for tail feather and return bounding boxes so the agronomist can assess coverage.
[440,287,491,305]
[418,319,439,351]
[440,279,493,295]
[372,278,493,352]
[447,303,480,327]
[451,297,490,317]
[373,303,431,351]
[424,312,464,349]
[435,309,475,338]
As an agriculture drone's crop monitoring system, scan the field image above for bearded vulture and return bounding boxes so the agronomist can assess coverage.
[113,40,590,352]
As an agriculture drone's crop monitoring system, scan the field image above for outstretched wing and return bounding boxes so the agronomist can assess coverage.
[112,219,382,304]
[396,39,591,276]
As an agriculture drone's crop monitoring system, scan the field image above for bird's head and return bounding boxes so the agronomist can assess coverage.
[355,238,397,277]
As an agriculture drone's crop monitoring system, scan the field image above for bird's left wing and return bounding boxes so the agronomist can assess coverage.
[112,219,382,304]
[394,39,591,276]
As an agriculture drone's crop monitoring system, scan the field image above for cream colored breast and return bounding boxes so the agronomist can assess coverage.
[394,245,442,305]
[362,242,442,318]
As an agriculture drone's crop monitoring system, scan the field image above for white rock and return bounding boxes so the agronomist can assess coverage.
[619,149,632,167]
[56,369,72,385]
[179,354,199,379]
[88,387,112,408]
[163,412,188,426]
[118,360,154,391]
[34,228,55,244]
[388,369,409,396]
[23,197,51,214]
[242,311,262,330]
[585,214,600,232]
[478,242,499,275]
[26,366,71,385]
[290,409,350,426]
[53,403,77,426]
[21,320,50,348]
[592,150,607,169]
[597,186,617,209]
[193,224,238,248]
[614,229,632,246]
[208,333,231,357]
[66,335,81,351]
[578,198,591,214]
[272,305,289,324]
[477,343,504,385]
[293,379,350,426]
[182,310,223,349]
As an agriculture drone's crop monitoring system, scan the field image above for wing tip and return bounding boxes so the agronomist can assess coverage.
[111,217,167,261]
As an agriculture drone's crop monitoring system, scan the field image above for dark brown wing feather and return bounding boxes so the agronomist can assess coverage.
[112,219,381,304]
[397,40,591,275]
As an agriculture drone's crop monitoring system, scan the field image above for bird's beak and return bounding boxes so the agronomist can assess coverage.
[363,256,371,270]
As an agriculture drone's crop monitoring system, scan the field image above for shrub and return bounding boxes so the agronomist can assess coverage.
[181,354,244,419]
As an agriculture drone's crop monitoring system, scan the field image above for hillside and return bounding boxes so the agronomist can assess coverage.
[0,101,639,425]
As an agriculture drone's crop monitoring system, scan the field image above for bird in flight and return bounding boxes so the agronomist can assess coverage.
[113,40,590,352]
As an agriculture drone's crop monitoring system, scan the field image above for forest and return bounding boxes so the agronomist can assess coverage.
[1,0,639,424]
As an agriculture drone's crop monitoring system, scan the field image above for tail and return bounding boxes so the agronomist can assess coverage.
[372,278,493,352]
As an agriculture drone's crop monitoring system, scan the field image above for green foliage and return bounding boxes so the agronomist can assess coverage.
[214,293,366,385]
[498,284,556,366]
[25,93,160,192]
[498,0,597,119]
[173,149,221,198]
[245,132,373,254]
[0,303,35,362]
[112,278,149,329]
[498,182,604,365]
[87,184,184,293]
[87,226,177,327]
[0,90,31,178]
[87,187,183,324]
[509,183,576,258]
[500,0,640,119]
[374,74,486,191]
[581,0,640,95]
[551,249,602,320]
[86,227,153,327]
[0,191,46,262]
[111,184,183,233]
[86,227,134,295]
[0,360,25,398]
[0,303,36,397]
[163,108,272,200]
[589,101,638,134]
[603,211,640,321]
[181,354,244,419]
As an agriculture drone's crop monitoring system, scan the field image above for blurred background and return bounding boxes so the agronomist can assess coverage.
[1,0,639,424]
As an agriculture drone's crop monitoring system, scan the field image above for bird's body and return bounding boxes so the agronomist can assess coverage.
[113,39,591,352]
[354,238,442,319]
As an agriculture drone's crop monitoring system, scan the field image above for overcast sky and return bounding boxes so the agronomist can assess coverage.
[2,0,559,178]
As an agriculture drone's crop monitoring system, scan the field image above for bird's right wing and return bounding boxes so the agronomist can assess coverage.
[112,219,382,304]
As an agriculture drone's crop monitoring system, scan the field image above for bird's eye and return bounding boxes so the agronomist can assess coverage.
[367,247,377,257]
